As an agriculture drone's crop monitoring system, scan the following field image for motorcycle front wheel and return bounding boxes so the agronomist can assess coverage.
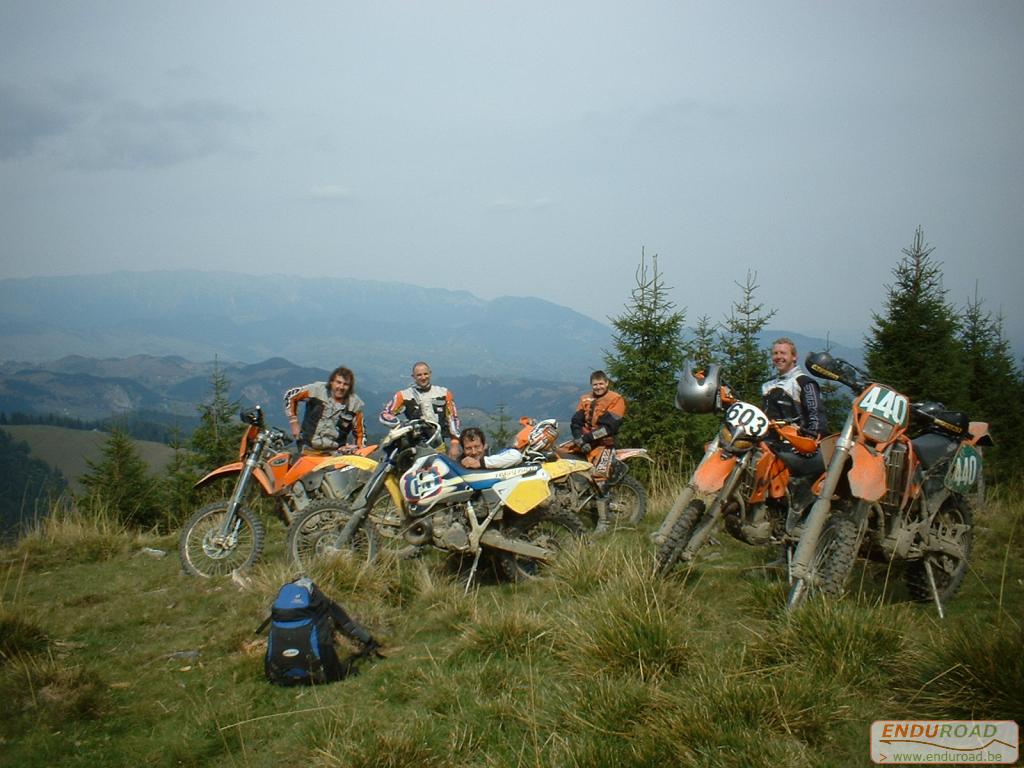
[653,500,705,577]
[905,495,972,603]
[179,500,265,578]
[496,507,584,581]
[603,474,647,527]
[286,498,380,570]
[786,505,865,608]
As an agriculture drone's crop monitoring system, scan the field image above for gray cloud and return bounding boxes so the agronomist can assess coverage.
[0,82,74,159]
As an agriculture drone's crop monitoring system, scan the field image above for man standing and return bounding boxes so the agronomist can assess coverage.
[284,366,365,454]
[380,361,461,458]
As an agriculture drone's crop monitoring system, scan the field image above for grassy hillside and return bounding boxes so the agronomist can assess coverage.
[1,488,1021,767]
[2,425,176,492]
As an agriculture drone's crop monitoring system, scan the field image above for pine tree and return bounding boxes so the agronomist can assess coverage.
[491,403,515,448]
[190,360,244,473]
[78,427,160,529]
[959,289,1024,481]
[864,227,968,406]
[604,251,689,463]
[159,426,200,529]
[717,271,775,402]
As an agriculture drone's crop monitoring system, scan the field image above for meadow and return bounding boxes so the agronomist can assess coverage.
[1,480,1021,767]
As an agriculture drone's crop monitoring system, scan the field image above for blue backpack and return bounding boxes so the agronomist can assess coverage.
[259,578,378,686]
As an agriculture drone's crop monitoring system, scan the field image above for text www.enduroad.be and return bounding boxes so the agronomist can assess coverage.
[891,750,1009,763]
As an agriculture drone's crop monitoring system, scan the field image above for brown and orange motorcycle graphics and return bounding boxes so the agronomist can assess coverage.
[178,405,375,577]
[786,354,992,614]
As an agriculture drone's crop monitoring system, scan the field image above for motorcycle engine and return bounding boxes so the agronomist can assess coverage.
[431,508,470,551]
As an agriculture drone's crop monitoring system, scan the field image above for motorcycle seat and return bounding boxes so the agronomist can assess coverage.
[911,432,958,470]
[775,449,825,477]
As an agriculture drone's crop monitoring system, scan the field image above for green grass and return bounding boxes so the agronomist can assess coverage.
[1,490,1021,767]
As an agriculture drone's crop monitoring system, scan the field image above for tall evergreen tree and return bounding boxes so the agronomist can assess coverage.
[959,289,1024,481]
[78,427,160,529]
[0,429,66,539]
[864,227,968,406]
[190,360,244,473]
[604,251,689,462]
[160,427,200,529]
[717,271,775,402]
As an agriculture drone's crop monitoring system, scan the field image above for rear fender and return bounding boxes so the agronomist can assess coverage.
[847,442,887,502]
[693,452,738,493]
[612,448,652,463]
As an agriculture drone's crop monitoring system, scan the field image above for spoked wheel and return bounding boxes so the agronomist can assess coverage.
[179,500,265,578]
[286,498,379,570]
[905,495,972,603]
[496,507,584,581]
[787,504,866,608]
[654,500,705,577]
[603,474,647,528]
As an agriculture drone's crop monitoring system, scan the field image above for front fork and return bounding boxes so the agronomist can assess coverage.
[787,417,855,605]
[220,441,264,536]
[654,437,720,545]
[676,455,750,561]
[334,460,394,546]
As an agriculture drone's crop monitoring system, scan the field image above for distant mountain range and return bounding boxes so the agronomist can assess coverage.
[0,271,864,430]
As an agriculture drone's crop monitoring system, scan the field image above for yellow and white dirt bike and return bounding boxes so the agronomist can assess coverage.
[786,352,993,615]
[286,419,584,586]
[517,417,650,532]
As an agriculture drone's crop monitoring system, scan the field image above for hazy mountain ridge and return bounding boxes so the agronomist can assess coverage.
[0,271,865,427]
[0,271,613,381]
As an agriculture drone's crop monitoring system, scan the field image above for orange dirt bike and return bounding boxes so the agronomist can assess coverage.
[653,366,822,576]
[513,417,647,532]
[178,405,375,577]
[786,353,993,614]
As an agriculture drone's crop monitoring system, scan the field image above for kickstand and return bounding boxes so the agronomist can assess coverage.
[923,559,946,620]
[464,549,483,595]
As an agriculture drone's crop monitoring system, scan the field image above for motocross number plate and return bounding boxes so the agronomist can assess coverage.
[945,443,981,493]
[724,402,769,438]
[856,384,910,426]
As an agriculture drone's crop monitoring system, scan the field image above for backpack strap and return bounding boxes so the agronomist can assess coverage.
[255,614,272,634]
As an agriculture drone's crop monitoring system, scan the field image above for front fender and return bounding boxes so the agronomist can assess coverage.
[193,463,274,496]
[692,452,738,493]
[847,443,887,502]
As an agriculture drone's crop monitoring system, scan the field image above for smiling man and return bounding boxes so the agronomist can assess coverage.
[284,365,365,454]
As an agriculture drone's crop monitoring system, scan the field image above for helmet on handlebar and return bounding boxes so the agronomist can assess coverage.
[675,363,721,414]
[804,351,842,381]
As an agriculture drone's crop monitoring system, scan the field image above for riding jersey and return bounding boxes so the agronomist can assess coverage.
[761,366,826,438]
[570,389,626,447]
[380,384,461,442]
[284,382,365,452]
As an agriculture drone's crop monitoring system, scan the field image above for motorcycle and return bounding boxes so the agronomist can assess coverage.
[516,418,651,530]
[785,353,993,615]
[653,366,822,576]
[178,405,375,578]
[286,419,584,587]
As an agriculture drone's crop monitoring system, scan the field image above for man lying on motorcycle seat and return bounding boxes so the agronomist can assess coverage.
[458,427,523,471]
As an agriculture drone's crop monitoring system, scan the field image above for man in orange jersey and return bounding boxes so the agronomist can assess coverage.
[284,365,365,454]
[380,361,461,458]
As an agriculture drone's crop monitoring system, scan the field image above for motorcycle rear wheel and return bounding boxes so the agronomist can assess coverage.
[287,498,380,570]
[905,495,972,603]
[654,500,705,577]
[179,501,265,578]
[603,474,647,527]
[496,507,584,581]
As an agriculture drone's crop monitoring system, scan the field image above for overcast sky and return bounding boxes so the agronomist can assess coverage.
[2,1,1022,353]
